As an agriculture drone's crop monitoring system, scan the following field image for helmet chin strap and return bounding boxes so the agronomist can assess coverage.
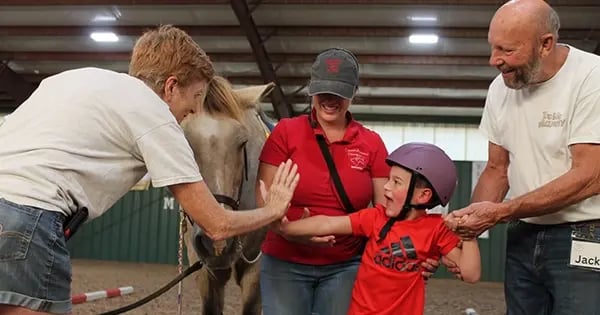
[376,172,431,243]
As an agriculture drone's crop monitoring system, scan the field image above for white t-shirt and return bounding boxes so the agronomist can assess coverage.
[0,67,202,219]
[479,45,600,224]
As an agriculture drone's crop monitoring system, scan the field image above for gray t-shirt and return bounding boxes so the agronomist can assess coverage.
[0,67,202,219]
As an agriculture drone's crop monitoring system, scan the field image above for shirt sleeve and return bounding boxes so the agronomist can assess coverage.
[568,66,600,145]
[135,122,202,187]
[369,132,391,178]
[259,119,290,166]
[478,80,503,146]
[349,207,380,237]
[435,219,460,256]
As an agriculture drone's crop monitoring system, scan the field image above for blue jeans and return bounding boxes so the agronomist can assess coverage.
[505,220,600,315]
[0,198,71,314]
[260,253,360,315]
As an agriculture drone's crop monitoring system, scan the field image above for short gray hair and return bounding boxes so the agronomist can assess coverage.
[543,7,561,39]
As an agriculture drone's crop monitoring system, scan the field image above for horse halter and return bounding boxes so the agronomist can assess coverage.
[211,144,249,211]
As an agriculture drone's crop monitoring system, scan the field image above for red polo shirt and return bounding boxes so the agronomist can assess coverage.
[259,112,390,265]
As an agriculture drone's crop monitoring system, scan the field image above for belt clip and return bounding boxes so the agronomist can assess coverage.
[63,207,89,241]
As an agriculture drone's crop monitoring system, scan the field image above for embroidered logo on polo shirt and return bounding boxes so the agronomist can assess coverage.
[347,148,369,170]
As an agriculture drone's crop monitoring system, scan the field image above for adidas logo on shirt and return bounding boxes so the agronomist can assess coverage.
[373,236,420,272]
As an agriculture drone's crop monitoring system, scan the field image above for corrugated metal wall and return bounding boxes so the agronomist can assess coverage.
[68,161,508,282]
[68,188,183,265]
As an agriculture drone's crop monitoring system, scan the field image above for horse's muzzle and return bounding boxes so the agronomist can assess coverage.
[192,224,234,257]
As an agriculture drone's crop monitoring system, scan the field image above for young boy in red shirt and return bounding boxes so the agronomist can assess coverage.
[274,142,481,315]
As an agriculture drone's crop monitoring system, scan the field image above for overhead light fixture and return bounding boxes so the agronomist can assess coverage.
[90,32,119,42]
[409,34,439,44]
[93,15,117,22]
[409,16,438,22]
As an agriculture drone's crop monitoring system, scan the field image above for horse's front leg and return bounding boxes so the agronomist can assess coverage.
[234,256,262,315]
[185,222,230,315]
[195,267,231,315]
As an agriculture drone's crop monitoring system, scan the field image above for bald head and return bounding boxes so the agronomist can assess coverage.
[487,0,564,89]
[492,0,560,39]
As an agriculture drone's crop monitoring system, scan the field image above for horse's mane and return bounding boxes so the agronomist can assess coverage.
[203,76,276,125]
[202,76,244,121]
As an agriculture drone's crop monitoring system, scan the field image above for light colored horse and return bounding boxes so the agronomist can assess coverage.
[181,76,274,315]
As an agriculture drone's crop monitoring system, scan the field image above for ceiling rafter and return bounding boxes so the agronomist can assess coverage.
[231,0,294,118]
[0,63,35,105]
[233,77,492,89]
[0,25,597,40]
[0,0,597,6]
[0,51,491,65]
[283,95,484,107]
[18,73,492,90]
[0,95,485,112]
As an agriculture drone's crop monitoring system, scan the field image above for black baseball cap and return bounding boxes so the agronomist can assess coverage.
[308,48,359,100]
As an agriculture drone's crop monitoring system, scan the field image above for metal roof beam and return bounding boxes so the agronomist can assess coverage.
[262,110,482,124]
[283,95,484,107]
[231,0,294,118]
[0,0,228,5]
[20,73,491,90]
[0,26,596,40]
[1,51,491,65]
[229,76,491,90]
[0,26,595,40]
[0,0,597,6]
[0,26,242,37]
[0,63,35,106]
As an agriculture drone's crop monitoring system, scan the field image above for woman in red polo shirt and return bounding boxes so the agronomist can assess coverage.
[256,48,390,315]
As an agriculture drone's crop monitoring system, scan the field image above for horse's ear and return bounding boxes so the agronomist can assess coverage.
[234,82,276,108]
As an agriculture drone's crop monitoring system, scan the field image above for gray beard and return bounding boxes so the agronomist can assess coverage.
[504,56,542,90]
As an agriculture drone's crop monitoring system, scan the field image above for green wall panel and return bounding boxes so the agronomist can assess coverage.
[67,188,185,265]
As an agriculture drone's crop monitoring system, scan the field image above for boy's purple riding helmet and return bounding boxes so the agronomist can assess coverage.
[385,142,458,206]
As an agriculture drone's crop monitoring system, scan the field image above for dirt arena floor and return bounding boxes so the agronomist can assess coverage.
[71,259,505,315]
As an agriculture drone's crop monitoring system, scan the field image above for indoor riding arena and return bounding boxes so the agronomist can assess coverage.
[1,1,599,315]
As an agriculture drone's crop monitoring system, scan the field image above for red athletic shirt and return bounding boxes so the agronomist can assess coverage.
[348,205,460,315]
[259,112,390,265]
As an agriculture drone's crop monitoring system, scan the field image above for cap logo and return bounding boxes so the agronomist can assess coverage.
[325,58,342,73]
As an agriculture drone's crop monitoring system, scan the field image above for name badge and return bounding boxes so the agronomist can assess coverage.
[569,238,600,271]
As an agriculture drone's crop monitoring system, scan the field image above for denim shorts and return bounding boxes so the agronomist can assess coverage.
[0,198,71,314]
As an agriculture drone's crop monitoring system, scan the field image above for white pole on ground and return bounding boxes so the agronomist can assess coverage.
[71,286,134,304]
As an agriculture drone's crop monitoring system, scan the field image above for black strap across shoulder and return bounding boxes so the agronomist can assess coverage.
[316,134,356,213]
